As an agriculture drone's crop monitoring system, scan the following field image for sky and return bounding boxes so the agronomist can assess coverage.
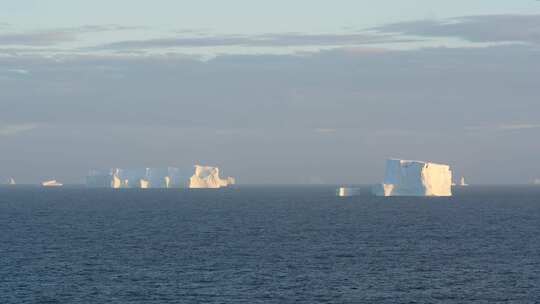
[1,0,540,184]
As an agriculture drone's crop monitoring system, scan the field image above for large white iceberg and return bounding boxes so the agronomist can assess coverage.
[189,165,235,189]
[372,159,453,197]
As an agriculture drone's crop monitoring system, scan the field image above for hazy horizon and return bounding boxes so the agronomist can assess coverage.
[1,1,540,184]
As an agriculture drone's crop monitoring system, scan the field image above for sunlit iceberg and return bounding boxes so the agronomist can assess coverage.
[189,165,235,189]
[42,180,63,187]
[337,187,361,197]
[117,168,147,189]
[373,159,453,197]
[86,167,187,189]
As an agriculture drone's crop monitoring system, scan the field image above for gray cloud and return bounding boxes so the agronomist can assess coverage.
[3,14,540,184]
[0,25,142,46]
[374,14,540,44]
[467,123,540,132]
[93,32,414,50]
[0,31,75,46]
[6,68,30,75]
[1,44,539,184]
[72,25,143,33]
[1,45,538,130]
[499,123,540,130]
[0,123,38,136]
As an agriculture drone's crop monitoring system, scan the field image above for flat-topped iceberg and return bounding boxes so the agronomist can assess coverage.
[189,165,235,189]
[373,159,453,197]
[42,180,63,187]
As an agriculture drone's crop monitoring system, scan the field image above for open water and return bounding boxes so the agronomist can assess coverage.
[1,186,539,303]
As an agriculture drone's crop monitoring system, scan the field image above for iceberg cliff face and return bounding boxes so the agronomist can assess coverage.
[373,159,452,197]
[189,165,235,189]
[86,166,233,189]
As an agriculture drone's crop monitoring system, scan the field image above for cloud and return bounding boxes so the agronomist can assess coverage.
[72,25,143,33]
[466,123,540,132]
[499,123,540,130]
[0,44,538,133]
[314,128,337,134]
[1,41,539,184]
[4,14,539,54]
[6,68,30,75]
[373,14,540,44]
[0,25,141,46]
[0,123,38,136]
[0,31,75,46]
[92,32,413,50]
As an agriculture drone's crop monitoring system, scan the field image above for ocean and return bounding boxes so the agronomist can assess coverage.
[1,186,539,303]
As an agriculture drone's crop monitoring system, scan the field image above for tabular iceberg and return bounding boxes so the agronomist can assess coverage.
[189,165,235,189]
[42,180,63,187]
[372,159,453,197]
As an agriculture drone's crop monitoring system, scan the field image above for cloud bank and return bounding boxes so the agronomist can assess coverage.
[0,123,38,136]
[93,32,413,50]
[374,14,540,44]
[0,25,142,46]
[1,15,540,184]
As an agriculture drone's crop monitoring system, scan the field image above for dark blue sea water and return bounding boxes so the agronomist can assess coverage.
[1,186,539,303]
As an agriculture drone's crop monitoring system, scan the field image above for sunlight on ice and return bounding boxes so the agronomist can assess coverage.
[189,165,236,189]
[372,159,453,197]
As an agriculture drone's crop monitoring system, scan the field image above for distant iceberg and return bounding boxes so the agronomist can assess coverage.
[118,168,148,189]
[86,166,234,189]
[337,187,361,197]
[138,179,150,189]
[42,180,63,187]
[86,167,186,189]
[533,178,540,185]
[112,172,123,189]
[373,159,453,197]
[189,165,235,189]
